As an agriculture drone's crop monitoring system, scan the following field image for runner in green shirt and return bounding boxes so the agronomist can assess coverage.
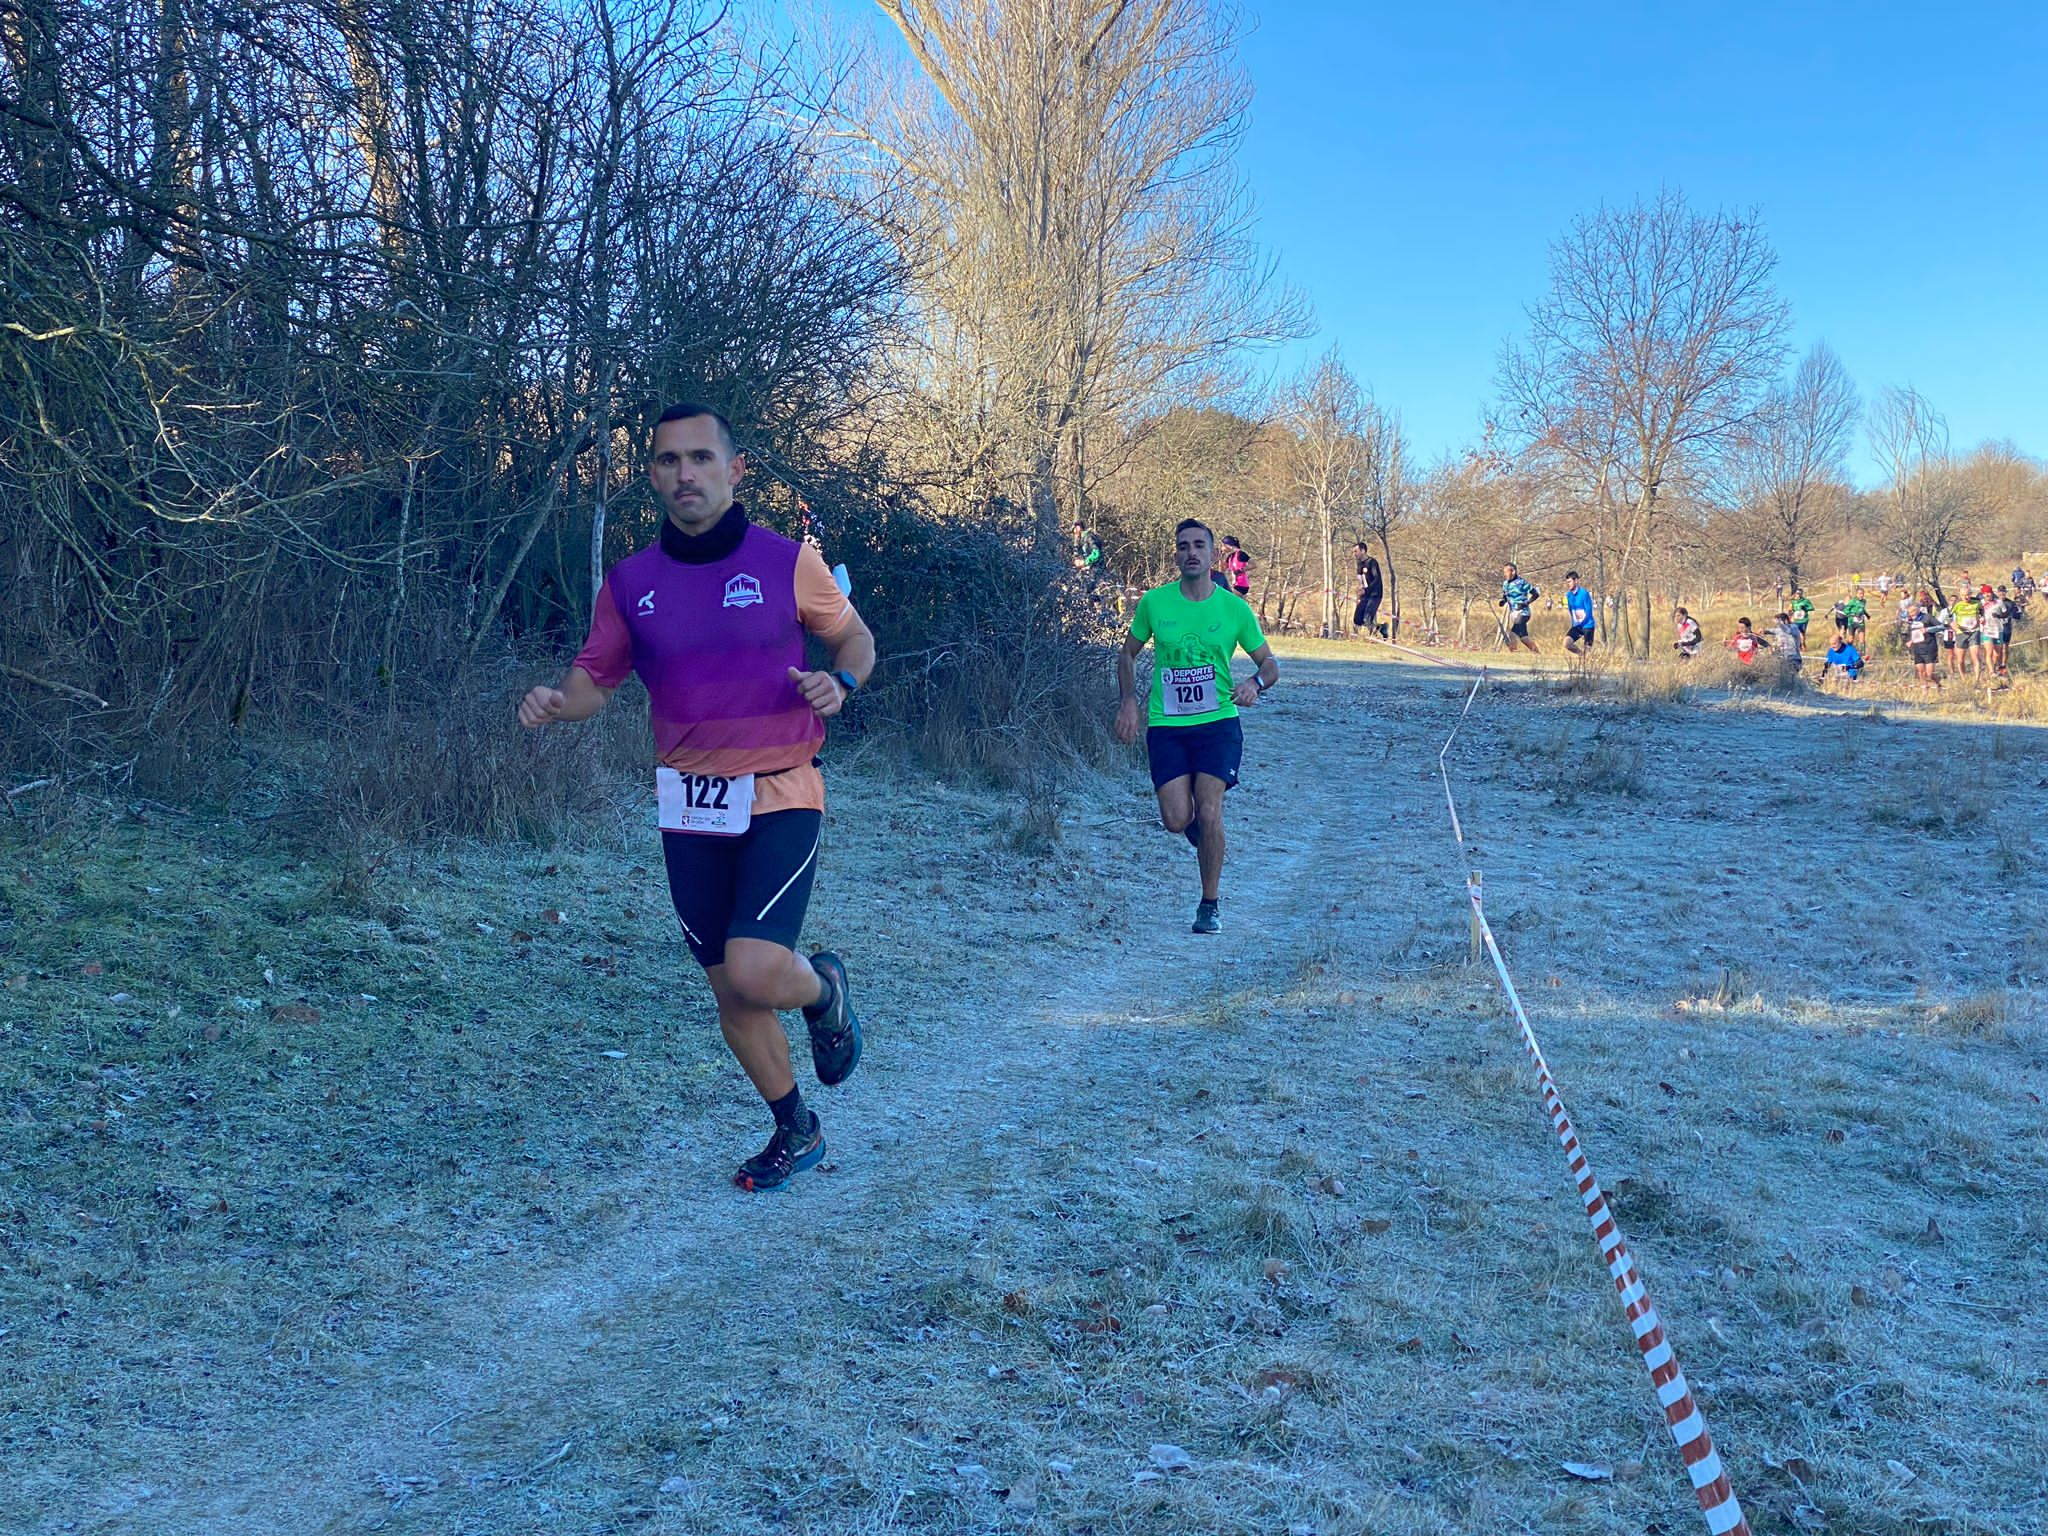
[1114,518,1279,934]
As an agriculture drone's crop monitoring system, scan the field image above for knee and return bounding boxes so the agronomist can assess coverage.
[1159,805,1193,834]
[720,948,786,1008]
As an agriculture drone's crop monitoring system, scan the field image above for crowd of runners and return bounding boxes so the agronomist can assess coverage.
[1668,570,2032,687]
[522,411,1281,1192]
[1487,562,2033,689]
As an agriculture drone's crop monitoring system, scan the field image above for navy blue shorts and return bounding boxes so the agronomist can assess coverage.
[1146,717,1243,792]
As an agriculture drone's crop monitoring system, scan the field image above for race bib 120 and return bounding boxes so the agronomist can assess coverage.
[657,767,755,836]
[1161,663,1220,716]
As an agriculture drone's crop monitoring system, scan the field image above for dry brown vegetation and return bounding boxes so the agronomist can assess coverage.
[5,655,2043,1534]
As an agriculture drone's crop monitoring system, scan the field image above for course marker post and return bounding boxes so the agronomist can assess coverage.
[1468,870,1484,965]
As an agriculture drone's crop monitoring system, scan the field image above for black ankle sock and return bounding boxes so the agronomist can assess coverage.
[768,1085,806,1132]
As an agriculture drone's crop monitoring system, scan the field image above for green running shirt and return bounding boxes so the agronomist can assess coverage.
[1130,581,1267,727]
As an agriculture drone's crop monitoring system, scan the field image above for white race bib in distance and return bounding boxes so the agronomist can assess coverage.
[657,767,755,836]
[1161,663,1220,717]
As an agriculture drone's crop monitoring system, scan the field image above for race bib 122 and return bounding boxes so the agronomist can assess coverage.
[656,767,755,836]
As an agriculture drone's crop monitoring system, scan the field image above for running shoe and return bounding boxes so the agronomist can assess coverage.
[734,1111,825,1192]
[1192,898,1221,934]
[803,951,862,1086]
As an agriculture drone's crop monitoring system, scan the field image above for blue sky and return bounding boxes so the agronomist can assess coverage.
[812,2,2048,484]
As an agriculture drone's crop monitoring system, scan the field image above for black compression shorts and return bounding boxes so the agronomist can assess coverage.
[661,808,821,969]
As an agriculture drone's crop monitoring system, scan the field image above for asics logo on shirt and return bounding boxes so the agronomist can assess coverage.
[723,573,764,609]
[637,590,656,615]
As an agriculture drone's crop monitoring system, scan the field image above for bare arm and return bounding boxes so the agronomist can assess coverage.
[788,609,879,717]
[518,665,613,728]
[1113,632,1146,744]
[1232,642,1279,707]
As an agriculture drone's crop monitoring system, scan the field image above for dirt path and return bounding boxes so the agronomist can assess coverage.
[37,655,2048,1536]
[50,657,1443,1532]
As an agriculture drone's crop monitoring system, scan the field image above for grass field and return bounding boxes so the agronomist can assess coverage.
[3,654,2044,1534]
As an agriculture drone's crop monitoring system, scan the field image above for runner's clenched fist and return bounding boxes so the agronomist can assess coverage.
[518,685,567,727]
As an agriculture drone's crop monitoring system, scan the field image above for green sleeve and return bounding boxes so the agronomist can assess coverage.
[1129,591,1154,646]
[1239,600,1267,655]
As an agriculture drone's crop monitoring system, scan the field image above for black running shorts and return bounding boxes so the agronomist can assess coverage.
[1146,717,1243,792]
[661,808,822,969]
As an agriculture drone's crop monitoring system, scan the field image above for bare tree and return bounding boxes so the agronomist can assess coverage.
[1354,405,1407,636]
[1869,385,1973,591]
[1499,189,1791,656]
[858,0,1304,543]
[1279,349,1371,637]
[1727,343,1859,589]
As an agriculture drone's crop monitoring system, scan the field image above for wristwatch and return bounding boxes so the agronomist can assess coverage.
[832,668,860,696]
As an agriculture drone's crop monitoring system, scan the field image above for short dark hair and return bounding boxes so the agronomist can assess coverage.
[1174,518,1213,545]
[1565,569,1580,581]
[654,401,737,455]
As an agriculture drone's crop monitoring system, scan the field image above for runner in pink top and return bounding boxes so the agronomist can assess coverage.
[519,403,877,1193]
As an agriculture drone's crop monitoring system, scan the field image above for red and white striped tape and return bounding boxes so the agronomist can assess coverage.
[1434,667,1752,1536]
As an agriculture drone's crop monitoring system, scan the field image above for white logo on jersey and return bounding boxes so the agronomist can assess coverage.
[722,574,763,609]
[637,590,656,615]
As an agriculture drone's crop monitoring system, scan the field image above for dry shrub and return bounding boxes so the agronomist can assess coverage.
[1865,775,1988,836]
[839,504,1119,790]
[1918,991,2009,1039]
[320,662,647,848]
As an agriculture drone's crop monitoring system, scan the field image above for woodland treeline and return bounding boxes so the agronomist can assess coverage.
[3,1,2042,803]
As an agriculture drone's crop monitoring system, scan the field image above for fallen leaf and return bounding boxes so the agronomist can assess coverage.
[1825,1129,1845,1144]
[1657,1081,1677,1096]
[1922,1217,1943,1242]
[1361,1217,1392,1235]
[203,1022,223,1042]
[1148,1443,1194,1472]
[80,961,104,977]
[1849,1284,1874,1307]
[1002,1290,1031,1316]
[1886,1458,1915,1483]
[1450,1330,1479,1354]
[1262,1258,1289,1283]
[658,1474,694,1496]
[1394,1335,1422,1354]
[4,974,24,989]
[269,1002,321,1025]
[540,909,563,924]
[1561,1460,1613,1481]
[1316,1175,1345,1197]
